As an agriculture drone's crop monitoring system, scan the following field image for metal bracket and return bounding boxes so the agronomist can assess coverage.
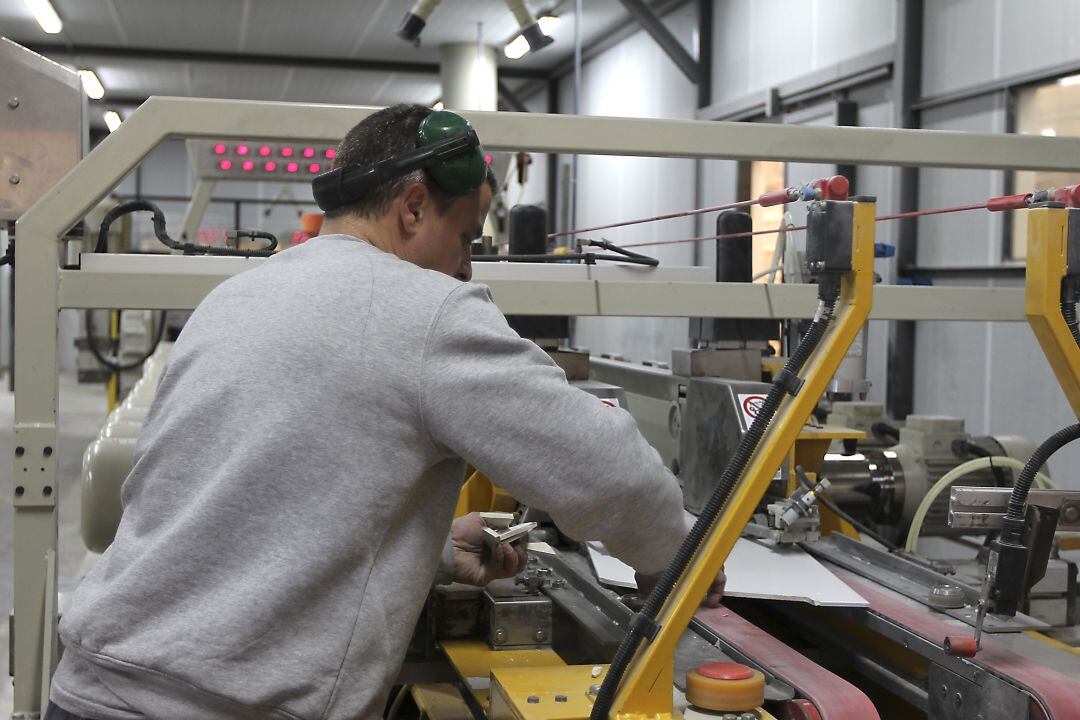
[615,0,702,84]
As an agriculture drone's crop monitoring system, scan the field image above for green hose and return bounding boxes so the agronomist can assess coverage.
[904,456,1054,553]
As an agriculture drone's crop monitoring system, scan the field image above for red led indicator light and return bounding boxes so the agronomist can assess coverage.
[308,163,321,173]
[218,159,232,170]
[303,147,315,158]
[213,143,227,155]
[264,161,277,172]
[325,148,336,159]
[259,145,271,156]
[242,160,255,172]
[237,145,250,156]
[281,147,294,157]
[286,162,299,173]
[484,154,492,164]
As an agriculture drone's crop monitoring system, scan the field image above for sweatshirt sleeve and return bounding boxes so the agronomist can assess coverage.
[421,283,692,575]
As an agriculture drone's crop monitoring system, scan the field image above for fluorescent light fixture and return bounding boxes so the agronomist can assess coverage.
[1059,73,1080,87]
[1041,128,1057,137]
[432,101,445,111]
[78,70,104,100]
[21,0,62,34]
[504,34,530,59]
[103,110,122,133]
[538,15,560,34]
[504,15,558,59]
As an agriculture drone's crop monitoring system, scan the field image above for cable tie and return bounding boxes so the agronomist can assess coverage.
[629,612,661,641]
[774,368,804,397]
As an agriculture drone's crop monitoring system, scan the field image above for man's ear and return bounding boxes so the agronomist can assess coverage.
[398,182,429,237]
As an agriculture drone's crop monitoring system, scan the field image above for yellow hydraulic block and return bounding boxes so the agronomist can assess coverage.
[441,639,566,711]
[1025,205,1080,418]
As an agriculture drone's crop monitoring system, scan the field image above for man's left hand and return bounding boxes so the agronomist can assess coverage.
[449,512,529,586]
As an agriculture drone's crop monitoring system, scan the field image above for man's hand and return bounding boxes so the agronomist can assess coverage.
[634,567,726,608]
[449,512,529,587]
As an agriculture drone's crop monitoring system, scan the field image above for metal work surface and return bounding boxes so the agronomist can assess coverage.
[803,534,1048,633]
[694,605,880,720]
[838,573,1080,720]
[13,97,1080,716]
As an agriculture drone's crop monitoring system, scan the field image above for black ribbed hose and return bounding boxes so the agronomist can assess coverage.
[589,288,841,720]
[1063,300,1080,347]
[1002,423,1080,541]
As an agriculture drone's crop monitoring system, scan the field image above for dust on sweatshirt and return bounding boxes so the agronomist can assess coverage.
[52,234,692,720]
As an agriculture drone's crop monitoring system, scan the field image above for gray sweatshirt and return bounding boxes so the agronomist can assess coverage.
[52,235,691,720]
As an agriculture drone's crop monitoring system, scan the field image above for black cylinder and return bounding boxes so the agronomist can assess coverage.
[714,210,753,283]
[508,204,548,255]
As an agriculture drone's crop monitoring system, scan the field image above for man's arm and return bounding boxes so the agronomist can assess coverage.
[421,284,691,576]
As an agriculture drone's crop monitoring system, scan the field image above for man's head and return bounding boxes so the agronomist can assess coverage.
[320,104,496,281]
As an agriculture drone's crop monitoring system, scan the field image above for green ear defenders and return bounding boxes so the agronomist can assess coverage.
[312,110,488,212]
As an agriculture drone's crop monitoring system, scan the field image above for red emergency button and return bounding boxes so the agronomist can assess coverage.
[696,662,754,681]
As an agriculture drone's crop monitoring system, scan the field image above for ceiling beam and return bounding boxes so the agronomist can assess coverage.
[24,42,550,80]
[615,0,700,83]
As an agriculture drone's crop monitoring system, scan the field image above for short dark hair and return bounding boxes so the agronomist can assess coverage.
[325,103,497,220]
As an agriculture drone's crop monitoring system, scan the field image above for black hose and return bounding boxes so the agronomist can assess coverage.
[871,421,901,443]
[796,466,898,551]
[96,199,277,257]
[1002,423,1080,542]
[1062,299,1080,347]
[589,289,840,720]
[85,309,167,372]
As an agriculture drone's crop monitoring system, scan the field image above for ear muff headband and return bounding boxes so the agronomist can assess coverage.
[311,110,488,212]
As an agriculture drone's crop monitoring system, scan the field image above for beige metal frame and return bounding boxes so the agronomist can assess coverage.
[12,96,1080,717]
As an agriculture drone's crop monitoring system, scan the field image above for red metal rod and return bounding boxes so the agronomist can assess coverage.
[546,198,758,239]
[621,201,994,250]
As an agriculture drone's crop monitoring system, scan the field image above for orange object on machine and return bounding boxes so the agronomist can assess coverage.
[300,212,324,236]
[943,635,979,658]
[685,662,765,712]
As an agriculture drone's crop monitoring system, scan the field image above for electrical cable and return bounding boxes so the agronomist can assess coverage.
[796,466,898,551]
[385,684,414,720]
[903,456,1053,554]
[953,439,1009,488]
[1001,424,1080,544]
[589,286,840,720]
[85,309,167,373]
[96,199,277,257]
[548,198,758,239]
[871,421,901,443]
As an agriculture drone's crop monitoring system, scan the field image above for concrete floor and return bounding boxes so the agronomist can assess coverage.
[2,373,108,718]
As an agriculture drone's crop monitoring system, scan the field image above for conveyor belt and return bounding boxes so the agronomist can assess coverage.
[694,605,880,720]
[842,575,1080,719]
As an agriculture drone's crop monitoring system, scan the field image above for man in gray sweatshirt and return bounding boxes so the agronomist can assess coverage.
[48,104,718,720]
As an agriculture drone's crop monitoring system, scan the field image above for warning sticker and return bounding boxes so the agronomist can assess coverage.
[599,397,621,408]
[737,393,766,429]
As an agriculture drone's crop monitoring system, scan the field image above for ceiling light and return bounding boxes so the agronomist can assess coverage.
[77,70,104,100]
[538,15,561,35]
[21,0,62,34]
[432,101,445,111]
[503,1,555,59]
[1059,74,1080,87]
[504,35,530,60]
[1041,128,1057,137]
[397,0,442,45]
[504,12,557,59]
[103,110,121,133]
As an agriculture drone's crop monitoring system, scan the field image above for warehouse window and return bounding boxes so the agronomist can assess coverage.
[746,160,786,281]
[1009,75,1080,261]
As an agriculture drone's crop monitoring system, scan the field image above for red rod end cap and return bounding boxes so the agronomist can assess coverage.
[944,635,978,657]
[1049,184,1080,207]
[814,175,849,200]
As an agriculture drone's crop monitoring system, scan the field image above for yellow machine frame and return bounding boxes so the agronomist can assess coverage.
[602,199,877,717]
[1025,205,1080,418]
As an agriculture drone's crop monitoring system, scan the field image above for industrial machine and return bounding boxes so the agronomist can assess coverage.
[12,99,1080,720]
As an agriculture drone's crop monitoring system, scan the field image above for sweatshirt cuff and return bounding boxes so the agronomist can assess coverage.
[434,534,456,585]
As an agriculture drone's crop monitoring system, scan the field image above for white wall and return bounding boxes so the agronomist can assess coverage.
[712,0,895,104]
[923,0,1080,98]
[557,2,700,364]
